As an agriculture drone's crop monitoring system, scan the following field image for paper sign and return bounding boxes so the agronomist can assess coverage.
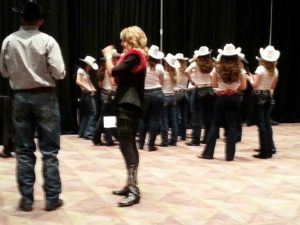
[103,116,117,128]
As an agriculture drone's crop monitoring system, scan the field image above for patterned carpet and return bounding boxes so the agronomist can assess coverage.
[1,123,300,225]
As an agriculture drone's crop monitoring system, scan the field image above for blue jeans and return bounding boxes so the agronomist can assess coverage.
[93,92,116,144]
[202,94,241,160]
[161,95,178,145]
[139,89,164,147]
[254,94,275,156]
[192,88,215,144]
[78,92,97,139]
[13,91,61,204]
[176,92,188,140]
[186,89,196,129]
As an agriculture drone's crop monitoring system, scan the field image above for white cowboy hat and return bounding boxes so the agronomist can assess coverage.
[148,45,164,59]
[175,53,189,61]
[194,46,212,57]
[164,53,180,69]
[259,45,280,62]
[218,43,241,56]
[79,56,98,70]
[238,52,248,64]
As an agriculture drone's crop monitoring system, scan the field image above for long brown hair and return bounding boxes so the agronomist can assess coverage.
[196,55,214,73]
[147,56,160,71]
[216,55,242,83]
[259,59,276,76]
[165,63,177,86]
[178,60,188,74]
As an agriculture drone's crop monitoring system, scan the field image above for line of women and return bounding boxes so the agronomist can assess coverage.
[76,43,280,161]
[137,43,279,161]
[75,26,280,207]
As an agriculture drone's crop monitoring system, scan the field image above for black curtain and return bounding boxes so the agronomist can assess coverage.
[1,0,299,133]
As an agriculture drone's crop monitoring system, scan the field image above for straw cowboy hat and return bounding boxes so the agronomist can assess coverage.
[194,46,212,57]
[218,43,241,56]
[79,56,99,70]
[148,45,164,59]
[164,53,180,69]
[259,45,280,62]
[12,0,50,20]
[175,53,189,61]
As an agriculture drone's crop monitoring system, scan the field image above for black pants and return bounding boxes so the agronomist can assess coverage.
[117,112,139,168]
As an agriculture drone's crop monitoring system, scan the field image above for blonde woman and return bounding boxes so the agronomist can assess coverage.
[102,26,147,207]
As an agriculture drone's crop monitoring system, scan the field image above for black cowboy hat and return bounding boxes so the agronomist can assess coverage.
[12,0,50,20]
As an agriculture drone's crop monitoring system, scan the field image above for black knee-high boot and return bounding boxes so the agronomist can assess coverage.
[118,165,140,207]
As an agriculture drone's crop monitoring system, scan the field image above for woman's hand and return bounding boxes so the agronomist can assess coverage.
[102,45,115,58]
[246,74,254,83]
[102,45,116,74]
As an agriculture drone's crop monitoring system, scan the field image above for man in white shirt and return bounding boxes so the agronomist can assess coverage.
[0,0,65,212]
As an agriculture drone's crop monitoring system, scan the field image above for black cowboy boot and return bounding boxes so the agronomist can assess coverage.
[118,165,140,207]
[112,167,131,196]
[112,186,130,196]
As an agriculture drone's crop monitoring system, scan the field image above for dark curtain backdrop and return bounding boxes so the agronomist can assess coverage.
[1,0,299,133]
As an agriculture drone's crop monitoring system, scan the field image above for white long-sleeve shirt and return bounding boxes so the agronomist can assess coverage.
[0,26,66,90]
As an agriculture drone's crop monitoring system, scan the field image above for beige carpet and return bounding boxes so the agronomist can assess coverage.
[1,123,300,225]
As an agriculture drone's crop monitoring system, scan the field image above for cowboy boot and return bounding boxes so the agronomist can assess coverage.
[112,186,130,196]
[112,166,131,196]
[118,165,140,207]
[112,177,130,196]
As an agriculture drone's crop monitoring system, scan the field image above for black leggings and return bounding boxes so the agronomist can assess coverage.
[117,115,139,168]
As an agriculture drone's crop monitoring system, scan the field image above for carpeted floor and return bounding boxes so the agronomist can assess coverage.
[1,123,300,225]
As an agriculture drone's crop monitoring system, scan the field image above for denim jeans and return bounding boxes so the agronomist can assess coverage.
[93,92,116,144]
[78,92,97,139]
[192,88,215,144]
[161,95,178,145]
[202,94,242,160]
[186,89,196,129]
[254,94,275,156]
[175,92,188,140]
[139,89,164,147]
[13,91,62,204]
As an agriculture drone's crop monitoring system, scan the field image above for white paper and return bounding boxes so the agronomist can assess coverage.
[103,116,117,128]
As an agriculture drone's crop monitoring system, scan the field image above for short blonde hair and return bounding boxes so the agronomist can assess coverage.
[120,26,148,55]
